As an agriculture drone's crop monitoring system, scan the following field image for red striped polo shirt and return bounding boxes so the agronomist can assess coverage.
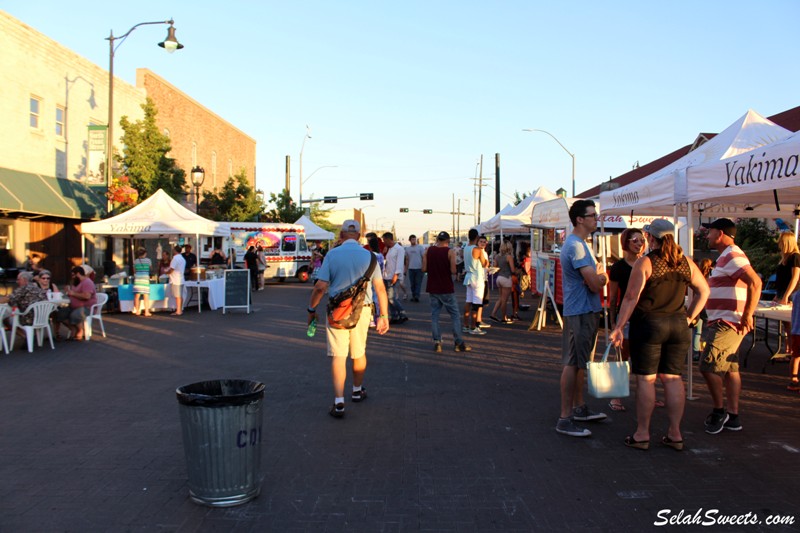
[705,244,753,326]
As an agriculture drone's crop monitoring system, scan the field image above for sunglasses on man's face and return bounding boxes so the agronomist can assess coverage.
[40,276,50,280]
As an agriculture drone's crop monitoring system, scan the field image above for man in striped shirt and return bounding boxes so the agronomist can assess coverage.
[700,218,762,435]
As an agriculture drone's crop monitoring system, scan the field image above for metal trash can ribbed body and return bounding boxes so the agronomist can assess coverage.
[176,379,265,507]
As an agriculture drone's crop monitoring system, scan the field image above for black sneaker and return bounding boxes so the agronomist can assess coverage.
[329,403,345,418]
[351,388,367,403]
[433,342,443,353]
[572,404,607,422]
[705,411,729,434]
[555,417,592,437]
[454,342,472,352]
[724,414,742,431]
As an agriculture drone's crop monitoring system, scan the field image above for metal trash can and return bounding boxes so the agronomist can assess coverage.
[176,379,265,507]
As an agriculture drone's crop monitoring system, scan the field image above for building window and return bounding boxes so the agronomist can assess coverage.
[211,152,217,188]
[55,106,66,137]
[30,96,42,128]
[192,142,197,167]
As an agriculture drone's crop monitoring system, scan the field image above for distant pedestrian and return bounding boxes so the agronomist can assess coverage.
[244,246,259,292]
[555,200,609,438]
[307,220,389,418]
[490,241,515,323]
[167,246,186,315]
[132,247,153,317]
[382,232,408,324]
[257,245,267,290]
[182,244,197,274]
[423,231,470,353]
[700,218,761,435]
[462,229,488,336]
[405,235,425,302]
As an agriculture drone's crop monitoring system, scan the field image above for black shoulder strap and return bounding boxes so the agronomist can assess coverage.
[362,253,377,282]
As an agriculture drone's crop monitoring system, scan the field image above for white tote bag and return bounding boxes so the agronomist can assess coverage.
[587,344,630,398]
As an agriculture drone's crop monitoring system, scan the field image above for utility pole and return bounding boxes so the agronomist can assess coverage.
[285,155,290,193]
[477,154,484,225]
[495,153,500,214]
[452,194,456,238]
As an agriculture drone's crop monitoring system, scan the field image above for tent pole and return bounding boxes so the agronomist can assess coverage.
[686,202,698,401]
[599,213,608,348]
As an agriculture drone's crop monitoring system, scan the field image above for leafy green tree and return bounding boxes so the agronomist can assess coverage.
[695,218,779,280]
[513,190,530,206]
[263,189,304,223]
[201,170,264,221]
[118,98,186,201]
[309,203,336,232]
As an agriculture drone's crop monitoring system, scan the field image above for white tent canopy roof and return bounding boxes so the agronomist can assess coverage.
[294,215,335,240]
[599,110,793,216]
[686,129,800,215]
[476,186,558,234]
[80,189,230,237]
[529,197,577,229]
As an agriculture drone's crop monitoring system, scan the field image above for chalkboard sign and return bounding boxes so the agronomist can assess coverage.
[223,269,250,314]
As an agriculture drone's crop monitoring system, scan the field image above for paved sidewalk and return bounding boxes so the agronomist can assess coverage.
[0,284,798,532]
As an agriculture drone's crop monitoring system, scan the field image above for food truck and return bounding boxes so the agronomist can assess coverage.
[200,222,312,282]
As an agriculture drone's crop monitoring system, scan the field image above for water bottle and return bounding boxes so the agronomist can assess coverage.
[306,317,317,338]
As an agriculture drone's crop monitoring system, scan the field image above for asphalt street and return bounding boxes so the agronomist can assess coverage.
[0,282,798,532]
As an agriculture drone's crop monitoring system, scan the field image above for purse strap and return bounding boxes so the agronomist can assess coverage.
[600,344,622,362]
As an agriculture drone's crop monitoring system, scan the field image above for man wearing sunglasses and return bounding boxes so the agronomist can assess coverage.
[556,199,609,437]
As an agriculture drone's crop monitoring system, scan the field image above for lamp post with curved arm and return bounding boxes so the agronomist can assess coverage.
[298,125,311,206]
[105,20,183,213]
[299,165,338,213]
[522,128,575,197]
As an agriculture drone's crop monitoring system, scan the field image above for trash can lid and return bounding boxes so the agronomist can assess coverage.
[176,379,265,407]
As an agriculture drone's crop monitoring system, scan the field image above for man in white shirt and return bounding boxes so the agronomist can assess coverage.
[382,232,408,324]
[405,234,425,302]
[167,245,186,316]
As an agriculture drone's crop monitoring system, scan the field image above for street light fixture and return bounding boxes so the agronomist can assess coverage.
[298,125,311,206]
[191,166,205,214]
[522,128,576,197]
[299,165,338,212]
[105,20,183,212]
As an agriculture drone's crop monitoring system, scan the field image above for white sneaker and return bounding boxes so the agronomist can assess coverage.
[468,327,486,336]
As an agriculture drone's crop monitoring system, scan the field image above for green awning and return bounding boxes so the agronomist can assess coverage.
[0,168,107,220]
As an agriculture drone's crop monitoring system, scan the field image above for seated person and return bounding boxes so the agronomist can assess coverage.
[56,266,97,341]
[0,271,47,327]
[34,269,60,294]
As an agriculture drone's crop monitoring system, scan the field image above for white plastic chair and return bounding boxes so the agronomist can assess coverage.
[0,303,12,354]
[11,301,57,352]
[84,292,108,341]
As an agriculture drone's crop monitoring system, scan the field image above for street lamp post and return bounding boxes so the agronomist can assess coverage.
[522,128,575,197]
[298,125,311,206]
[191,166,205,214]
[106,20,183,212]
[300,165,338,213]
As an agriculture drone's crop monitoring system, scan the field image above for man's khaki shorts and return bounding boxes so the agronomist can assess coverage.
[699,321,744,375]
[326,307,372,358]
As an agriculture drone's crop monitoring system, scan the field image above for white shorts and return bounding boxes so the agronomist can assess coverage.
[326,307,372,359]
[466,283,485,305]
[496,275,512,288]
[170,284,183,298]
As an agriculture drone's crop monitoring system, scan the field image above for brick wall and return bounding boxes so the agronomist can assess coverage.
[137,69,257,195]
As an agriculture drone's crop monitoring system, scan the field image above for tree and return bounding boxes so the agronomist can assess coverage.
[201,170,264,221]
[309,203,336,232]
[694,218,779,280]
[513,190,530,206]
[263,189,304,223]
[118,98,186,202]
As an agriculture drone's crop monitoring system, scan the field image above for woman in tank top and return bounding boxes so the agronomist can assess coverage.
[610,219,709,451]
[490,241,515,323]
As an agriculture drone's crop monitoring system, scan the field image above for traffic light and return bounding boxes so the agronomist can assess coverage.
[399,208,409,213]
[323,196,338,204]
[360,193,374,201]
[423,209,433,214]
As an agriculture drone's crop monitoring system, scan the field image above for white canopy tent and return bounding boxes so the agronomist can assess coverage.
[477,187,558,236]
[475,203,515,234]
[686,129,800,217]
[80,189,231,271]
[599,110,793,217]
[294,215,335,241]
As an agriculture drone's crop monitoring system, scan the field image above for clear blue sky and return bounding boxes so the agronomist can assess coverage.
[6,1,800,239]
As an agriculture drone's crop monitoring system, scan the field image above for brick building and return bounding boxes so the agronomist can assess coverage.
[0,10,255,283]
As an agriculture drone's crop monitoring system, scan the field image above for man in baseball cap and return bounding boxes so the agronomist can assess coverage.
[701,218,737,238]
[699,216,760,435]
[422,230,471,353]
